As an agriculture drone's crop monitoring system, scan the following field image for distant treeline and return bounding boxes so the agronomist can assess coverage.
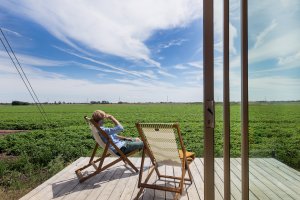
[90,100,110,104]
[11,101,30,105]
[0,100,299,105]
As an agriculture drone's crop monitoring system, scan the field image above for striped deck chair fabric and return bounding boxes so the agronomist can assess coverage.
[135,123,193,200]
[139,123,182,166]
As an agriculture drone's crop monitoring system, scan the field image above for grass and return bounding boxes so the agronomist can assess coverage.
[0,102,299,199]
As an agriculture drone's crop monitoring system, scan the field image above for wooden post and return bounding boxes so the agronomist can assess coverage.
[203,0,215,199]
[223,0,231,199]
[241,0,249,199]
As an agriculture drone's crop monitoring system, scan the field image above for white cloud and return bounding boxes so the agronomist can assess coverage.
[116,78,174,88]
[157,70,176,78]
[277,51,300,69]
[240,0,300,78]
[81,64,127,76]
[158,39,188,50]
[182,70,203,82]
[0,52,18,74]
[188,61,203,69]
[230,26,300,71]
[174,64,189,70]
[249,76,300,101]
[250,29,300,66]
[214,0,238,55]
[56,48,160,79]
[254,20,277,48]
[1,0,202,67]
[229,23,238,55]
[0,72,203,103]
[241,52,300,74]
[0,51,68,74]
[173,61,203,71]
[1,50,202,102]
[18,54,68,67]
[1,27,22,37]
[229,0,240,20]
[60,48,179,80]
[279,0,300,11]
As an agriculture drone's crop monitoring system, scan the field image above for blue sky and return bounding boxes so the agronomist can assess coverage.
[0,0,299,103]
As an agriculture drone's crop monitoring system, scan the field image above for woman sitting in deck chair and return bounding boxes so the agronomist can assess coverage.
[75,110,144,183]
[92,110,144,155]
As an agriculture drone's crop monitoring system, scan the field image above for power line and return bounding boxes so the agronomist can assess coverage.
[0,28,48,122]
[0,28,48,119]
[0,36,48,122]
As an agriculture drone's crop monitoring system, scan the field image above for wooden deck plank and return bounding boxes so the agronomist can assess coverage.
[69,157,124,200]
[96,163,131,200]
[72,162,116,199]
[20,157,85,200]
[153,165,167,200]
[248,179,271,200]
[258,158,300,191]
[248,159,293,200]
[191,158,204,200]
[249,167,272,199]
[235,158,284,199]
[251,158,299,199]
[232,158,275,200]
[82,159,124,200]
[213,158,225,200]
[257,159,300,196]
[140,160,158,200]
[258,159,299,183]
[182,162,200,200]
[20,157,300,200]
[119,158,146,200]
[53,156,115,200]
[130,158,151,200]
[229,158,270,200]
[265,158,300,182]
[197,158,223,200]
[164,165,175,200]
[61,157,112,200]
[107,158,140,200]
[214,158,237,200]
[234,158,267,200]
[171,165,187,200]
[225,158,242,200]
[28,158,88,200]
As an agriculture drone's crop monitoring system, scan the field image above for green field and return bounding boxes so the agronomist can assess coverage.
[0,103,299,199]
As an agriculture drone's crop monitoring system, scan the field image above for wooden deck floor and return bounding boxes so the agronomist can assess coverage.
[20,157,300,200]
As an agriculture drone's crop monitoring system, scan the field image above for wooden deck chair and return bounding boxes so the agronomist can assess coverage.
[135,123,193,200]
[75,116,139,183]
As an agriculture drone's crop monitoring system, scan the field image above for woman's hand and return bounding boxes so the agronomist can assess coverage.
[105,114,112,119]
[128,138,141,142]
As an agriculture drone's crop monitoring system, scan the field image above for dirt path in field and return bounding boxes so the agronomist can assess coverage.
[0,130,27,135]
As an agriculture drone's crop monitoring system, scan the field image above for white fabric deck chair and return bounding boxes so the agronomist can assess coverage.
[75,116,139,183]
[135,123,193,200]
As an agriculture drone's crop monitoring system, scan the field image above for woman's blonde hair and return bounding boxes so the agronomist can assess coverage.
[92,110,106,123]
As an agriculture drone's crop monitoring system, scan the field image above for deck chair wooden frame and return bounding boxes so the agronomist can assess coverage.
[75,116,139,183]
[135,123,193,200]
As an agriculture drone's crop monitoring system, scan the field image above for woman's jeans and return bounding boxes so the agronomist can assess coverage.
[117,140,143,155]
